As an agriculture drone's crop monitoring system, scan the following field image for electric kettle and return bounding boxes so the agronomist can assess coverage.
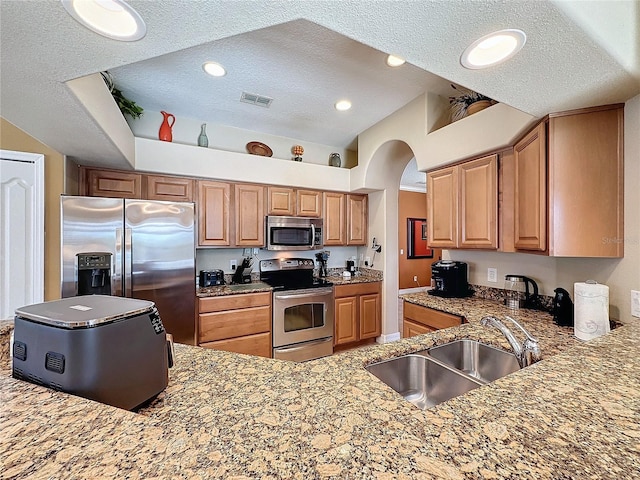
[504,275,539,309]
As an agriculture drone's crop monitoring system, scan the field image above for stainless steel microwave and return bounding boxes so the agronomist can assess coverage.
[266,216,323,251]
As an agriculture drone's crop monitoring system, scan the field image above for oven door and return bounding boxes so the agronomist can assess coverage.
[272,287,334,348]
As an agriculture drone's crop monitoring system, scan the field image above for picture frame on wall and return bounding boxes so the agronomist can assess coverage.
[407,217,433,259]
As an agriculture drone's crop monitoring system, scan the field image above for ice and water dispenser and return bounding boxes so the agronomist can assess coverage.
[76,252,112,296]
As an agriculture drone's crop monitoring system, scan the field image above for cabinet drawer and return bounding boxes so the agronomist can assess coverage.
[200,332,271,358]
[198,292,271,313]
[403,302,462,330]
[199,305,271,343]
[334,281,380,298]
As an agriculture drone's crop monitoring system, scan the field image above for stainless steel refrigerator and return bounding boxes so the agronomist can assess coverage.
[61,195,196,345]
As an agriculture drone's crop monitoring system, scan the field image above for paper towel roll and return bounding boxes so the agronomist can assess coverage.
[574,281,610,341]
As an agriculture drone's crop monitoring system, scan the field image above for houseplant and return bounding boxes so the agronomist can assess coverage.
[100,71,144,120]
[448,84,495,123]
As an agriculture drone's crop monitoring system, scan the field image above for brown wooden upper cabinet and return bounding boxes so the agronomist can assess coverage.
[511,104,624,257]
[513,123,547,252]
[267,187,322,217]
[234,183,265,246]
[197,180,231,246]
[296,189,322,217]
[323,192,367,246]
[323,192,346,245]
[427,154,498,250]
[346,194,368,246]
[84,168,142,199]
[145,174,194,202]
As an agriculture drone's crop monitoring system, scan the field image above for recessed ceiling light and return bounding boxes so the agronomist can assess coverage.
[335,100,352,111]
[61,0,146,41]
[386,54,406,67]
[461,29,526,69]
[202,62,227,77]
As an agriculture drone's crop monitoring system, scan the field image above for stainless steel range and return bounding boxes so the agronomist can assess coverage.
[260,258,334,362]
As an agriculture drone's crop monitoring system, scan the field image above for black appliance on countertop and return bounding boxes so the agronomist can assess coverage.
[12,295,172,411]
[553,287,574,327]
[199,269,225,287]
[429,260,472,298]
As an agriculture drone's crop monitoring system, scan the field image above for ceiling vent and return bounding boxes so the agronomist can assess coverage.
[240,92,273,108]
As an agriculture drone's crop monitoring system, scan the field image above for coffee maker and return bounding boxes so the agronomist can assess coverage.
[430,260,471,298]
[76,252,112,296]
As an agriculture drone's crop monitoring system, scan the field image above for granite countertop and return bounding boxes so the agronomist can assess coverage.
[1,299,639,478]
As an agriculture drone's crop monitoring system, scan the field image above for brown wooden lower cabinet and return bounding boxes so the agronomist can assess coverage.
[402,301,462,337]
[198,292,272,358]
[334,282,381,347]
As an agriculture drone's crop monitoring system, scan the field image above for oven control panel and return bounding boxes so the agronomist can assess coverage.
[260,258,315,272]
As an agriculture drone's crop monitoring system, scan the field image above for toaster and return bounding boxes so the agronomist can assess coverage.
[12,295,171,410]
[199,269,225,287]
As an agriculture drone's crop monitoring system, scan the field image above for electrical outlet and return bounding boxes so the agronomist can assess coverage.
[631,290,640,318]
[230,260,237,271]
[413,275,418,282]
[487,268,498,283]
[400,249,404,255]
[365,256,371,266]
[252,248,259,255]
[242,248,251,256]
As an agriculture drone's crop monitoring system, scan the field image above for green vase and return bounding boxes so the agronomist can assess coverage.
[198,123,208,147]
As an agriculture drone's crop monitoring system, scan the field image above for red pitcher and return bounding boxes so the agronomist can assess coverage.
[159,111,175,142]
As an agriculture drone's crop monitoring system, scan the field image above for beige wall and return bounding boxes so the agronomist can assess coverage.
[398,190,442,289]
[1,117,66,301]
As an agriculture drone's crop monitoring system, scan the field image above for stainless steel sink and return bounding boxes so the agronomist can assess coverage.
[365,355,482,409]
[427,339,521,384]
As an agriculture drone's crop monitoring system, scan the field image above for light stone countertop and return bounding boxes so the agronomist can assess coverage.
[1,297,639,479]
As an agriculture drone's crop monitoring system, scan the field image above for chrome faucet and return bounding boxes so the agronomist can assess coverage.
[481,315,542,368]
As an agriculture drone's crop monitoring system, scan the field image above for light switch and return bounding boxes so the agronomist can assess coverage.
[487,268,498,283]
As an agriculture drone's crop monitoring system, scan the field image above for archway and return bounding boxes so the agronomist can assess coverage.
[361,139,416,341]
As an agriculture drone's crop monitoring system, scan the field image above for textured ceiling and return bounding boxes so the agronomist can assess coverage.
[0,1,638,169]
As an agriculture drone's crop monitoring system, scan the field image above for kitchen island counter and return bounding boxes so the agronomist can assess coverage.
[1,306,639,478]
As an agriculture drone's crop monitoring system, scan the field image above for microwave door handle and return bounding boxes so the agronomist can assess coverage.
[310,224,315,248]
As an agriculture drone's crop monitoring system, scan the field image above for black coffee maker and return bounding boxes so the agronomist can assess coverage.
[553,287,574,327]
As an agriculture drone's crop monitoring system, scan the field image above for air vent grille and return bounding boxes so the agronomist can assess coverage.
[240,92,273,108]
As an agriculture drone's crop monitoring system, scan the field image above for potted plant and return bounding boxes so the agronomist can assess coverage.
[448,84,496,123]
[100,71,144,120]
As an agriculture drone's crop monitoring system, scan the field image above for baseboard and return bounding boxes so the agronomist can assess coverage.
[377,332,401,344]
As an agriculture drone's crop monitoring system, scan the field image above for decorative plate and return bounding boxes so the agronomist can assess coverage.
[246,141,273,157]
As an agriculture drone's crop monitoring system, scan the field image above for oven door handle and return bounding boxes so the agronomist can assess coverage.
[274,337,332,354]
[274,288,334,300]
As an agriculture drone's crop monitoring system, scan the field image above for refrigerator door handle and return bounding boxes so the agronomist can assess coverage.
[124,227,133,298]
[114,228,123,296]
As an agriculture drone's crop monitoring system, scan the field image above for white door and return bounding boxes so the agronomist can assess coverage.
[0,150,44,319]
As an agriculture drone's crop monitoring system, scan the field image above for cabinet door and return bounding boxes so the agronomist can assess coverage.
[427,166,458,248]
[323,192,345,245]
[459,154,498,249]
[403,301,462,331]
[346,194,367,245]
[514,122,547,251]
[235,183,265,246]
[297,190,322,217]
[548,106,624,257]
[145,175,194,202]
[359,293,381,339]
[197,180,231,246]
[86,168,142,198]
[267,187,295,216]
[403,319,434,338]
[334,296,358,345]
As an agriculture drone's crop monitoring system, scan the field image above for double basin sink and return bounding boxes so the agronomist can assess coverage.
[366,339,521,409]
